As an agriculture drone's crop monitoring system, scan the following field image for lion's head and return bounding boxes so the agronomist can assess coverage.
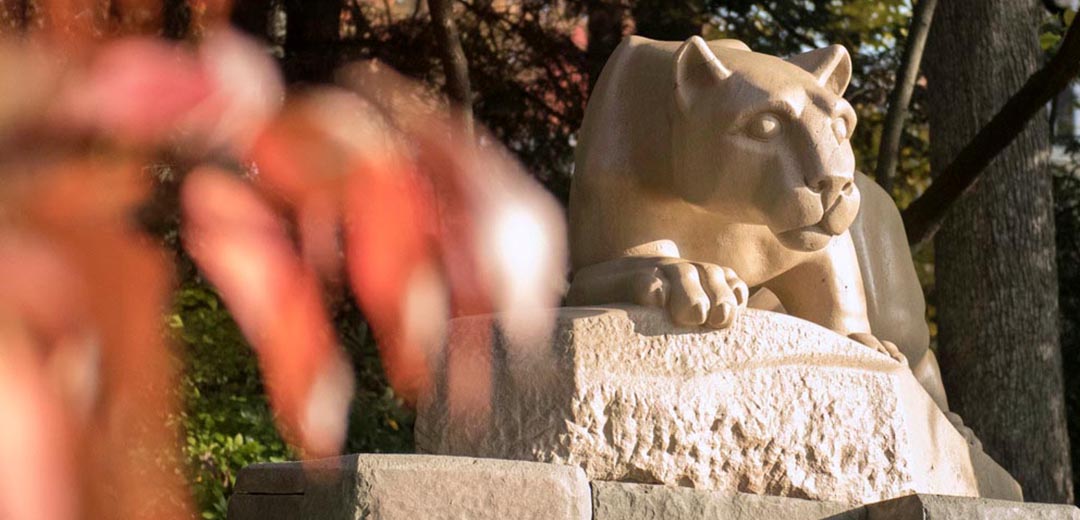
[669,36,859,252]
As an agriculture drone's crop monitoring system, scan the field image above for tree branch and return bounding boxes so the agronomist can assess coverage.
[875,0,937,194]
[902,18,1080,247]
[429,0,474,135]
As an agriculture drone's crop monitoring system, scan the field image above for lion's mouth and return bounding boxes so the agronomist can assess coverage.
[776,225,833,252]
[816,197,851,236]
[774,198,854,252]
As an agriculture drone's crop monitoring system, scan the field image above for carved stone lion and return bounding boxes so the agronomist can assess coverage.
[567,36,973,442]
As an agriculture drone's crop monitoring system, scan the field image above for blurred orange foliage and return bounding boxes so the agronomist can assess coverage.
[0,1,566,518]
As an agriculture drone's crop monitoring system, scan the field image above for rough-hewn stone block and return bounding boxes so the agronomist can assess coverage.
[415,306,1021,505]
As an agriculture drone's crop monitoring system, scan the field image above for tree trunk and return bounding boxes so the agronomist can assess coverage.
[902,18,1080,247]
[282,0,340,84]
[1054,84,1077,143]
[428,0,473,135]
[876,0,936,195]
[925,0,1073,503]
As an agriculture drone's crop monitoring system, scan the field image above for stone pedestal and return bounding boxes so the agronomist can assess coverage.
[415,306,1021,505]
[227,455,1080,520]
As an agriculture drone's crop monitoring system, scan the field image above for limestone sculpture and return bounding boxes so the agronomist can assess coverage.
[415,35,1023,505]
[566,35,967,438]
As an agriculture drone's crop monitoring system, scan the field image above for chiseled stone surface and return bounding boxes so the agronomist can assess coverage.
[415,306,1021,505]
[228,454,591,520]
[864,494,1080,519]
[591,481,864,520]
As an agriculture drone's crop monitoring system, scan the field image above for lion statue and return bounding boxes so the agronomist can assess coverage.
[566,35,975,443]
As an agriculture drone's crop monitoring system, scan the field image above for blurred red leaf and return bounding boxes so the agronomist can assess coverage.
[0,15,569,519]
[0,241,80,520]
[0,157,192,519]
[182,166,354,458]
[55,37,213,145]
[344,153,444,404]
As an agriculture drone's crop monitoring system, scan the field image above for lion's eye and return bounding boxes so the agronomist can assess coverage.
[747,113,782,140]
[833,117,851,141]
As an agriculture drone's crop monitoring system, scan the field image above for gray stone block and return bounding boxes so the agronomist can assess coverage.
[227,494,301,520]
[591,481,865,519]
[228,454,591,520]
[865,494,1080,519]
[233,461,304,495]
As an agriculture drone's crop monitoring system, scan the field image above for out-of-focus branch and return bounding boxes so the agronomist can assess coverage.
[903,17,1080,247]
[1,0,29,32]
[876,0,937,195]
[162,0,191,40]
[429,0,474,135]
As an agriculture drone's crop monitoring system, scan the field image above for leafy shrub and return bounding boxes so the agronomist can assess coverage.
[170,284,293,518]
[169,283,415,519]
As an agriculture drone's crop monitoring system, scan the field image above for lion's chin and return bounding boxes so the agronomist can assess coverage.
[775,225,835,252]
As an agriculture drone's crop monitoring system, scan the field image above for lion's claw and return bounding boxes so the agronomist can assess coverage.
[849,332,906,364]
[945,411,983,450]
[633,260,748,329]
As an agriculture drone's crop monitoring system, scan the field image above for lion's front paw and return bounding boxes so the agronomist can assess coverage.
[631,260,748,328]
[849,332,907,364]
[945,411,983,450]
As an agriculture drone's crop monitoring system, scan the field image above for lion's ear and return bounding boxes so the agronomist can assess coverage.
[673,36,732,113]
[788,44,852,96]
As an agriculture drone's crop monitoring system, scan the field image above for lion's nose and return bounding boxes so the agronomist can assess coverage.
[807,174,852,194]
[806,174,854,208]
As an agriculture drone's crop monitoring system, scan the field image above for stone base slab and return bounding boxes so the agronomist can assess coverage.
[227,455,1079,520]
[415,306,1020,504]
[590,480,861,519]
[864,494,1080,519]
[229,454,591,520]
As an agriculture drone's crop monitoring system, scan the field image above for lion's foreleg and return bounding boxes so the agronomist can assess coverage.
[763,233,872,335]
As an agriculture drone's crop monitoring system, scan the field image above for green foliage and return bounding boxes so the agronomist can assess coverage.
[169,283,414,519]
[170,284,294,519]
[333,298,416,455]
[1042,9,1077,51]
